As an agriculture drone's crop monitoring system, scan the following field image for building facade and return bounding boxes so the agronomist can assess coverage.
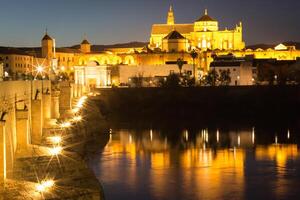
[0,5,299,86]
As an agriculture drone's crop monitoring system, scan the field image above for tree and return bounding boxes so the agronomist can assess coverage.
[203,68,219,86]
[219,69,231,86]
[190,50,198,80]
[159,73,181,88]
[131,74,144,87]
[177,58,185,76]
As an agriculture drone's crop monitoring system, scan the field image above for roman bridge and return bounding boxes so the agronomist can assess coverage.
[0,80,92,199]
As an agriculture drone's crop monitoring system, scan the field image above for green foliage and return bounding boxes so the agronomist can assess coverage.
[159,73,196,88]
[257,61,300,85]
[203,69,219,86]
[160,73,181,88]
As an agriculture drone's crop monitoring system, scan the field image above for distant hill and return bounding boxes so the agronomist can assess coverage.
[246,41,300,50]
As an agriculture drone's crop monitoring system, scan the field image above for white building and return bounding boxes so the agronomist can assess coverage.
[210,55,256,86]
[74,61,111,88]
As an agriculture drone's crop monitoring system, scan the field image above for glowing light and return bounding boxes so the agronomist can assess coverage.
[184,130,189,141]
[287,130,290,139]
[36,180,55,193]
[275,136,278,145]
[61,66,65,71]
[252,127,255,144]
[60,121,71,128]
[216,129,220,143]
[129,135,132,144]
[205,130,209,143]
[37,66,44,73]
[49,146,62,155]
[72,107,80,114]
[237,135,241,146]
[43,180,54,188]
[76,96,87,108]
[36,184,46,192]
[150,129,153,141]
[48,136,62,145]
[73,115,82,122]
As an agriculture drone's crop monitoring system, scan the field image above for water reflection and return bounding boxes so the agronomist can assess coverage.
[94,128,300,200]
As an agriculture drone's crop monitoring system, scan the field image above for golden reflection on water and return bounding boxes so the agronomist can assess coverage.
[101,129,299,199]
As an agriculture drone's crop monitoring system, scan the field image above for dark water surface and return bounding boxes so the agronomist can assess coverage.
[89,125,300,200]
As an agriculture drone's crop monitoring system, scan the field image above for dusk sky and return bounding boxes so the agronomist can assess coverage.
[0,0,299,47]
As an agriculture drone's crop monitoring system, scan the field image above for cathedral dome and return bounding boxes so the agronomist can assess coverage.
[195,9,216,22]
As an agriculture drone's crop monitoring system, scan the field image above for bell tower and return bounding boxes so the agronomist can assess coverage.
[167,5,175,25]
[41,30,54,59]
[80,36,91,54]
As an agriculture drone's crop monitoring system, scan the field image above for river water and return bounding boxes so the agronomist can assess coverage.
[89,126,300,200]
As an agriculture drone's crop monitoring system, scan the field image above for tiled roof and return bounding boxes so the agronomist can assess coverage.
[0,47,30,56]
[196,15,217,22]
[151,24,193,35]
[42,34,53,41]
[81,39,90,45]
[56,48,81,54]
[164,30,185,40]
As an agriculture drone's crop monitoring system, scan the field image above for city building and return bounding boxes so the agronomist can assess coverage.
[0,6,299,86]
[210,55,255,86]
[150,7,245,51]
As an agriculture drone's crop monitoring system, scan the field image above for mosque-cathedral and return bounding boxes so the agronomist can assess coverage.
[1,6,300,86]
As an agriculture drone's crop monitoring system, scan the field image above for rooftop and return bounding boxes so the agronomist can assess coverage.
[164,30,185,40]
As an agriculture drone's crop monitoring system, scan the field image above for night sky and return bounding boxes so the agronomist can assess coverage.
[0,0,299,47]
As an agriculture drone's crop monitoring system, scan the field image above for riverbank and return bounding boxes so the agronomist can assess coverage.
[94,86,300,126]
[1,94,109,200]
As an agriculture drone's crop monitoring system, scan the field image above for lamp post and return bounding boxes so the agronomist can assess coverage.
[37,65,44,94]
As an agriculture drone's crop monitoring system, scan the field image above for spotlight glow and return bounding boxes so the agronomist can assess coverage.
[60,121,71,128]
[36,180,55,193]
[72,107,80,114]
[48,136,62,145]
[49,146,62,155]
[37,66,44,73]
[73,116,82,122]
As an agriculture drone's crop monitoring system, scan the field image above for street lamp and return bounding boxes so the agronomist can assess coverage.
[36,179,55,193]
[37,65,44,94]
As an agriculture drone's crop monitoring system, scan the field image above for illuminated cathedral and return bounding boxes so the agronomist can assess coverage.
[2,6,300,87]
